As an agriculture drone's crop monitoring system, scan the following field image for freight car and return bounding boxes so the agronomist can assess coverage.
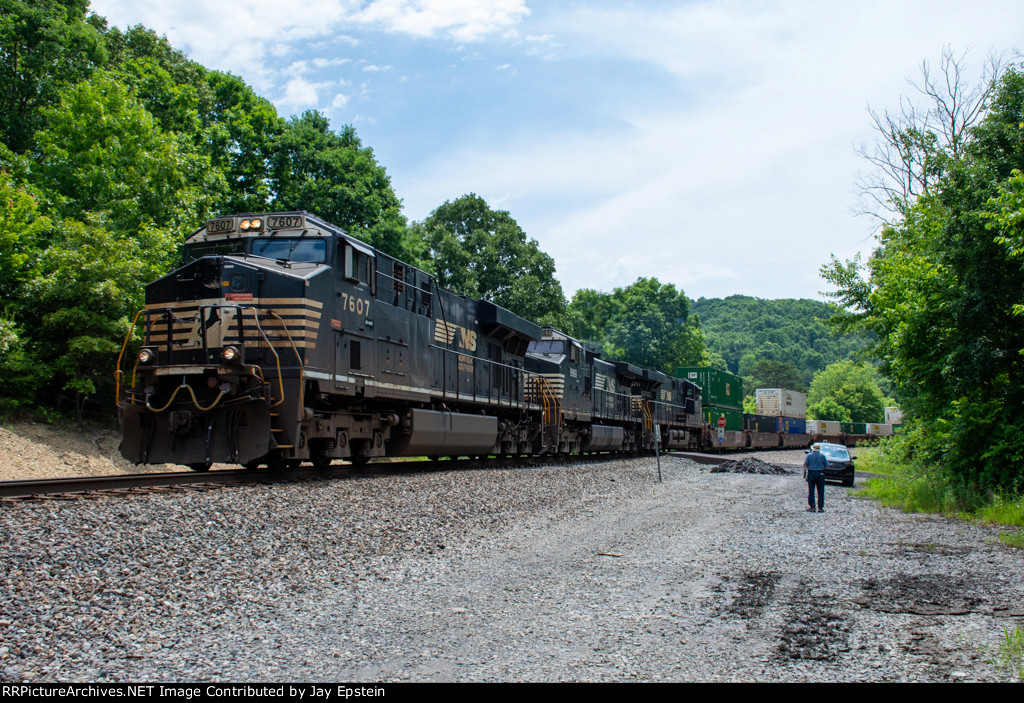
[117,211,704,470]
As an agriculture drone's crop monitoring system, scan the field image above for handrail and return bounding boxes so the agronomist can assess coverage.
[114,309,146,407]
[265,310,305,420]
[238,307,286,408]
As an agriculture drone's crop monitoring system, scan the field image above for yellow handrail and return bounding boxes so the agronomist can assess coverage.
[114,309,145,406]
[265,310,306,420]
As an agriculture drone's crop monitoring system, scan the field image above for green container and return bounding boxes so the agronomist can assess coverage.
[703,406,744,432]
[840,422,868,434]
[675,367,743,411]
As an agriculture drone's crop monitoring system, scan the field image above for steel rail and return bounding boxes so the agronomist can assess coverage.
[0,452,697,500]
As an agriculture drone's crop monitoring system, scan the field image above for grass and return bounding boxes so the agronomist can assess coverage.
[856,443,1024,537]
[993,625,1024,681]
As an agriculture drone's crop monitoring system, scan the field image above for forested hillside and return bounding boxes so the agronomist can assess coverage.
[691,296,871,390]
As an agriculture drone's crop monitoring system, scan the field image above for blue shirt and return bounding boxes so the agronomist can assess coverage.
[803,450,828,472]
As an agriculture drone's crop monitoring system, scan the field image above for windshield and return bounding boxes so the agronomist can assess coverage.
[251,238,327,263]
[820,445,850,460]
[184,240,246,262]
[528,340,566,355]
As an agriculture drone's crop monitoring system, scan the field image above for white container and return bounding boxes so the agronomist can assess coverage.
[815,420,842,435]
[867,423,893,436]
[884,407,904,425]
[755,388,806,419]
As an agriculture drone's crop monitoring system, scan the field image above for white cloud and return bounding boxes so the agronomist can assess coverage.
[352,0,530,42]
[313,57,353,68]
[280,76,331,109]
[90,0,530,90]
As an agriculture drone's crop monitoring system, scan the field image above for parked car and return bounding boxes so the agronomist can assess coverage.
[807,442,855,487]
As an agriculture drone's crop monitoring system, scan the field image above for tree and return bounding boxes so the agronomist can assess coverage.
[567,277,705,373]
[855,47,1003,225]
[825,59,1024,492]
[0,0,107,152]
[272,111,411,259]
[746,359,806,393]
[806,361,886,423]
[422,194,566,324]
[34,71,221,236]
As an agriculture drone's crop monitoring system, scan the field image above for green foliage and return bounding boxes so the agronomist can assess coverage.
[826,65,1024,494]
[806,361,887,422]
[0,0,108,152]
[272,111,411,260]
[567,278,705,373]
[747,359,806,393]
[35,71,221,236]
[691,295,870,389]
[23,218,176,418]
[422,194,566,324]
[985,168,1024,316]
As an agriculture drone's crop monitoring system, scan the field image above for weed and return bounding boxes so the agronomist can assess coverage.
[993,625,1024,681]
[997,531,1024,549]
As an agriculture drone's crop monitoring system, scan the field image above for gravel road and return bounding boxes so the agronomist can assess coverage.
[2,455,1022,682]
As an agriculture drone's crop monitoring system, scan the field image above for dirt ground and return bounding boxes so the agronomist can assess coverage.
[0,419,163,481]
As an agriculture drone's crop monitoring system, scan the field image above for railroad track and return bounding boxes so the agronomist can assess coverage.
[1,452,722,500]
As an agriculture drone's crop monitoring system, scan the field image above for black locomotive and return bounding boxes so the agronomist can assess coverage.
[117,211,704,471]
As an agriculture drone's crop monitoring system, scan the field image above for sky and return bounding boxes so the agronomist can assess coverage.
[88,0,1024,302]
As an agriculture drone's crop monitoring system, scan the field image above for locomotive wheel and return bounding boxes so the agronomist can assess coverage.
[243,459,261,471]
[312,452,333,470]
[349,454,369,467]
[189,462,212,472]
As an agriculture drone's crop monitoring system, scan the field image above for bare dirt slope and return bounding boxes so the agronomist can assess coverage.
[0,420,158,481]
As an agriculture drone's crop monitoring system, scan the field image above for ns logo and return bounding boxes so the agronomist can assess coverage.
[434,320,478,352]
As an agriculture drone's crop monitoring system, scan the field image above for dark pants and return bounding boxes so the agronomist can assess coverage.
[807,471,825,509]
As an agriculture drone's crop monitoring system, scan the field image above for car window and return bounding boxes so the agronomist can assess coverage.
[820,446,850,460]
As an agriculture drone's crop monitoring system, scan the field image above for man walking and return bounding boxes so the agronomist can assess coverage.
[803,443,828,513]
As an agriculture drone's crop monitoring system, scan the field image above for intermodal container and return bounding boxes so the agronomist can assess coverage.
[675,367,743,411]
[867,423,893,436]
[755,388,806,419]
[744,413,779,433]
[884,407,904,425]
[779,417,806,434]
[703,406,744,432]
[841,422,868,435]
[809,420,842,436]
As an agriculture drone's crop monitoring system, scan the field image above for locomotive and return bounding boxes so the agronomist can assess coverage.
[117,211,704,471]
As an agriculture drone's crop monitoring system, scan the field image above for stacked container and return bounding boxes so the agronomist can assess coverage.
[884,407,904,425]
[675,367,744,448]
[675,368,743,410]
[755,388,807,440]
[755,389,807,419]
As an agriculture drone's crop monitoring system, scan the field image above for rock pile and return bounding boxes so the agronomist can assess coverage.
[710,457,792,475]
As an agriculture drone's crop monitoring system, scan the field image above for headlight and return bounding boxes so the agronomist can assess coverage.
[137,348,155,364]
[221,346,241,363]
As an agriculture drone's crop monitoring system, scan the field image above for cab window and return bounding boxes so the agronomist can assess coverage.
[250,238,326,263]
[345,245,373,285]
[183,240,246,262]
